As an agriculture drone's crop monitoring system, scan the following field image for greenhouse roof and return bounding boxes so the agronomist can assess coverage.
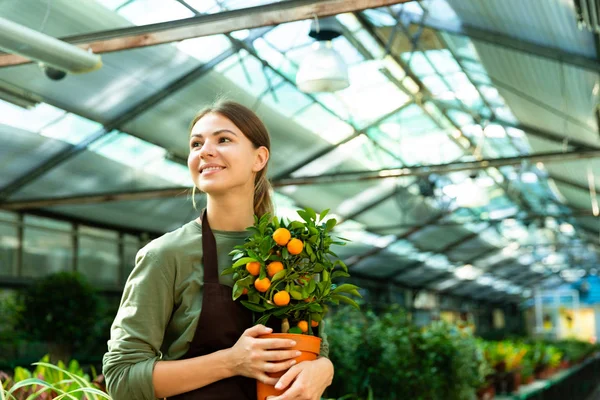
[0,0,599,303]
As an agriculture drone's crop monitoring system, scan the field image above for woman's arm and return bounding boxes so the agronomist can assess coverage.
[153,325,299,398]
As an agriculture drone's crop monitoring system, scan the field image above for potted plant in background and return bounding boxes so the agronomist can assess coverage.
[16,272,100,364]
[222,207,361,400]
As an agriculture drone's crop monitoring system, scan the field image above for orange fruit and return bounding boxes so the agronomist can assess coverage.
[287,238,303,255]
[273,228,291,246]
[273,291,291,306]
[297,321,308,333]
[267,261,284,277]
[246,261,260,276]
[311,320,319,327]
[242,288,248,295]
[304,297,314,303]
[254,277,271,293]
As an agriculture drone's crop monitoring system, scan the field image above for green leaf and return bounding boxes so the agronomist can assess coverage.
[282,247,289,259]
[307,279,316,294]
[232,283,245,300]
[221,267,236,276]
[289,221,303,230]
[240,301,266,312]
[311,313,323,322]
[288,327,303,334]
[272,270,287,281]
[248,291,260,304]
[331,294,360,309]
[290,290,303,300]
[231,257,258,269]
[331,270,350,279]
[297,210,310,222]
[306,207,317,221]
[325,218,337,231]
[332,284,360,294]
[308,303,323,312]
[319,208,330,222]
[305,243,313,256]
[348,289,363,298]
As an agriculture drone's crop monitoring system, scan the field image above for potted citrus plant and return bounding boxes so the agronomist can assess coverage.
[222,207,361,399]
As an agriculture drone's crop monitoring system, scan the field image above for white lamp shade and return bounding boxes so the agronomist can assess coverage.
[455,179,490,208]
[296,41,349,93]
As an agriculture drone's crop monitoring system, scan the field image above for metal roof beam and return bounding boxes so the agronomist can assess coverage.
[0,0,414,68]
[6,151,600,209]
[401,13,600,73]
[0,29,270,201]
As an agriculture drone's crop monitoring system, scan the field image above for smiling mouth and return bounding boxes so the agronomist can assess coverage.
[201,166,225,174]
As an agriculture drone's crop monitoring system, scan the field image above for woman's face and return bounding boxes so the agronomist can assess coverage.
[188,112,268,195]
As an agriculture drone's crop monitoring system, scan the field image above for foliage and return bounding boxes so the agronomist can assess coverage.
[0,355,109,400]
[16,272,100,358]
[326,305,490,400]
[223,208,361,334]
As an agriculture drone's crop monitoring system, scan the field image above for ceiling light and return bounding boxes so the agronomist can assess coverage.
[455,174,490,208]
[0,17,102,78]
[483,124,506,138]
[296,17,349,93]
[454,264,482,280]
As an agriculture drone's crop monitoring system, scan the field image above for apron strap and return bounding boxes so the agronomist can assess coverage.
[201,209,219,283]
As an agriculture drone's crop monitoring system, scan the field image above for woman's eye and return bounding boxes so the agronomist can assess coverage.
[191,141,203,148]
[219,137,231,143]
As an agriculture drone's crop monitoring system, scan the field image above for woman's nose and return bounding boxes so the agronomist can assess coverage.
[199,140,215,158]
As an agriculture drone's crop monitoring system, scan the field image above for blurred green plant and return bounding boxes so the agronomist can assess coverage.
[16,272,100,363]
[0,355,109,400]
[326,305,490,400]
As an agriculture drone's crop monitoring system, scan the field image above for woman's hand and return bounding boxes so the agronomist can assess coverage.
[266,357,334,400]
[227,325,300,385]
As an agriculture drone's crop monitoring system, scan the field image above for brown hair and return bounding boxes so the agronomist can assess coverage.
[190,100,274,218]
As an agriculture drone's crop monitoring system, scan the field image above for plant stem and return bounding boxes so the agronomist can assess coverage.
[282,318,290,333]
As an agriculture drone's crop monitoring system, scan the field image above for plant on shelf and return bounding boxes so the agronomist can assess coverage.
[222,207,361,399]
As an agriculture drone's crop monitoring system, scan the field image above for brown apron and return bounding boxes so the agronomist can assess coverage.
[168,210,257,400]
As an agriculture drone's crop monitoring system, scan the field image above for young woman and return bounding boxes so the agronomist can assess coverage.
[103,101,334,400]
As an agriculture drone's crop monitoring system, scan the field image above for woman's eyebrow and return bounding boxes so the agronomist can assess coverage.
[191,129,238,139]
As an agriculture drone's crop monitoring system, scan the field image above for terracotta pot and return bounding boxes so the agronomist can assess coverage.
[256,333,321,400]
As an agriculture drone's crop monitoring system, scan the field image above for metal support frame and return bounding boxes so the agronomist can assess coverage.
[400,12,600,73]
[345,212,448,269]
[389,228,484,281]
[0,0,414,68]
[272,101,414,181]
[369,6,600,292]
[0,28,271,201]
[7,150,600,210]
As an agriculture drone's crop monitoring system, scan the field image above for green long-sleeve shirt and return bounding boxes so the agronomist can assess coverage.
[102,220,329,400]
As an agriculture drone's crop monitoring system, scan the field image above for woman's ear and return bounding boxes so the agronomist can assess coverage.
[253,146,269,172]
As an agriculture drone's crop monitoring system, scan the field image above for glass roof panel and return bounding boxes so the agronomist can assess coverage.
[291,135,400,178]
[336,62,411,128]
[292,103,354,144]
[257,82,313,118]
[177,35,232,63]
[0,101,65,132]
[118,0,195,24]
[40,114,103,145]
[263,20,313,52]
[221,54,283,97]
[89,131,190,185]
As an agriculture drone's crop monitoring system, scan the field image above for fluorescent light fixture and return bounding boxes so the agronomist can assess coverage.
[0,17,102,75]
